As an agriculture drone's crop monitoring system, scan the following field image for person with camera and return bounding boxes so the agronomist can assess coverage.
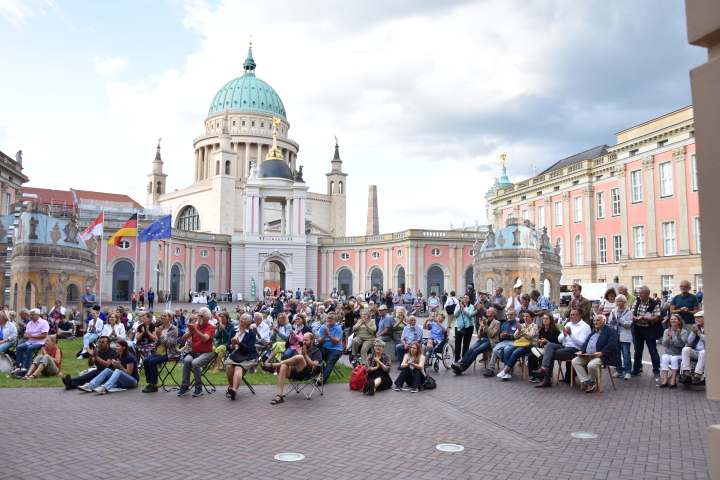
[178,307,216,397]
[451,307,500,375]
[80,339,139,394]
[263,332,322,404]
[453,294,475,362]
[62,336,116,390]
[77,309,103,359]
[142,310,179,393]
[224,313,258,401]
[532,308,591,388]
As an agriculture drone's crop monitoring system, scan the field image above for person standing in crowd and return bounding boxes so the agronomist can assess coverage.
[81,287,96,320]
[473,291,492,333]
[444,290,459,329]
[130,290,138,311]
[617,284,635,309]
[139,288,145,308]
[178,307,216,397]
[453,295,475,362]
[630,286,662,381]
[607,294,633,380]
[565,284,592,326]
[147,288,155,310]
[597,288,617,316]
[528,289,551,328]
[670,280,700,333]
[492,286,508,322]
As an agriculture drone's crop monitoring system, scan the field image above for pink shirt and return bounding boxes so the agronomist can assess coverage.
[25,318,49,346]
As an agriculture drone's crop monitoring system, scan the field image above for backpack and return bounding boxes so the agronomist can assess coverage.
[349,365,367,391]
[423,375,437,390]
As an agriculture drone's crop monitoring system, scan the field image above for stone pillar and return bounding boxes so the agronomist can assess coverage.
[188,245,196,293]
[448,244,456,291]
[417,244,425,294]
[673,147,691,255]
[583,187,595,266]
[406,245,414,293]
[258,196,265,235]
[281,200,286,235]
[615,164,630,260]
[299,198,306,236]
[354,248,360,295]
[643,157,659,257]
[320,250,326,298]
[244,142,251,178]
[562,192,571,265]
[366,185,379,235]
[528,200,536,226]
[257,143,263,165]
[194,149,199,182]
[327,249,334,298]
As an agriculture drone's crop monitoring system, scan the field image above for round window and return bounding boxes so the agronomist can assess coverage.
[117,239,131,251]
[469,249,476,257]
[200,249,210,258]
[397,249,403,258]
[371,251,380,260]
[174,246,181,256]
[339,252,350,261]
[431,248,442,257]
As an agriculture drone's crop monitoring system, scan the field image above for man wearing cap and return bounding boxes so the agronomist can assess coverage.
[529,289,551,327]
[492,286,508,322]
[375,304,394,342]
[680,310,706,385]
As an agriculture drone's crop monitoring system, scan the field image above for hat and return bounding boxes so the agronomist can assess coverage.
[378,305,388,311]
[695,310,704,317]
[479,290,488,295]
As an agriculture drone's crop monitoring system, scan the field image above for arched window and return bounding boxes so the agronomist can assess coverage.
[178,206,200,231]
[66,284,79,302]
[556,237,564,264]
[330,181,335,194]
[225,160,231,175]
[575,235,584,266]
[338,181,343,193]
[215,161,220,175]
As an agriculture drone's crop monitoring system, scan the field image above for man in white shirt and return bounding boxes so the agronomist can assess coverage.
[532,308,591,388]
[251,312,271,343]
[680,311,706,385]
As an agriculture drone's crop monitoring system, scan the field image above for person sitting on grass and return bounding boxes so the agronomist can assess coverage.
[394,341,426,392]
[21,334,62,379]
[79,339,139,394]
[224,313,258,401]
[56,315,75,339]
[263,332,321,405]
[62,336,115,390]
[364,339,392,395]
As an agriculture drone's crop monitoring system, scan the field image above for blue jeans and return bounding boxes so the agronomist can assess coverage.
[70,369,102,388]
[458,339,492,370]
[83,333,99,350]
[131,301,137,311]
[396,343,408,361]
[15,343,42,369]
[615,342,632,374]
[502,345,531,370]
[0,342,11,355]
[633,326,660,375]
[143,354,169,385]
[89,368,138,390]
[487,341,513,371]
[321,347,342,382]
[282,346,296,360]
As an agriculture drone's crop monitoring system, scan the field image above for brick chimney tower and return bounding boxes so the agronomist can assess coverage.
[366,185,379,235]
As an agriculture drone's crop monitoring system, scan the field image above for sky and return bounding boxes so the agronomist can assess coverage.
[0,0,706,236]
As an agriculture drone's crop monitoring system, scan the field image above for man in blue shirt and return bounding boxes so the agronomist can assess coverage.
[670,280,700,329]
[396,315,425,361]
[173,308,187,336]
[425,313,448,357]
[375,305,394,342]
[482,308,518,377]
[81,287,96,320]
[317,312,343,385]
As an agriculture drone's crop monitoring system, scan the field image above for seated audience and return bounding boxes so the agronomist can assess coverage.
[79,339,139,394]
[14,309,49,372]
[482,309,519,377]
[424,312,448,356]
[172,308,187,336]
[21,334,62,379]
[364,339,392,395]
[396,315,425,362]
[659,314,688,388]
[210,312,235,372]
[250,312,271,345]
[497,311,538,380]
[56,315,75,339]
[527,313,560,383]
[142,311,179,393]
[133,312,157,358]
[178,307,216,397]
[77,309,104,359]
[284,314,311,360]
[681,310,706,385]
[224,313,258,401]
[317,311,343,385]
[62,336,116,390]
[376,305,394,342]
[102,312,126,343]
[394,341,426,392]
[352,309,377,364]
[452,307,500,375]
[270,313,291,362]
[263,332,322,404]
[532,308,591,388]
[571,315,618,392]
[0,310,18,354]
[48,301,67,333]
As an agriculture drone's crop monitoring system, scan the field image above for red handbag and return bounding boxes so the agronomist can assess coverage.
[349,364,367,391]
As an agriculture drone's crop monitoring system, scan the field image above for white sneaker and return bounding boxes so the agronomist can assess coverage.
[613,372,624,378]
[76,355,84,360]
[78,383,93,393]
[502,374,512,381]
[93,385,107,394]
[624,373,631,380]
[496,371,506,378]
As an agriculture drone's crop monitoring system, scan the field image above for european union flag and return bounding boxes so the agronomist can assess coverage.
[139,215,172,242]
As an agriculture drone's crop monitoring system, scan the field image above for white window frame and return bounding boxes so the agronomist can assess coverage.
[371,251,380,260]
[556,237,564,264]
[521,209,528,220]
[537,205,545,229]
[633,225,646,258]
[575,235,584,265]
[554,201,562,226]
[630,170,643,203]
[612,235,622,263]
[662,275,674,292]
[695,274,703,291]
[597,237,607,264]
[662,221,677,256]
[659,162,674,197]
[596,191,605,219]
[117,239,132,251]
[692,154,698,192]
[611,188,620,216]
[573,196,582,223]
[632,276,643,291]
[199,249,210,259]
[339,252,350,261]
[695,217,701,253]
[430,248,442,257]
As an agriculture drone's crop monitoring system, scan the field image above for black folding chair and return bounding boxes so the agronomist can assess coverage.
[283,362,325,400]
[199,354,218,394]
[158,357,181,392]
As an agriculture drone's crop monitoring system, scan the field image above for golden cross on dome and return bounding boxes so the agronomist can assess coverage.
[500,152,507,169]
[265,116,283,160]
[249,35,253,48]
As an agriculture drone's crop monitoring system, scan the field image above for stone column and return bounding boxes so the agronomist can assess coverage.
[287,198,294,238]
[280,200,286,235]
[327,249,334,298]
[528,200,536,226]
[257,143,263,165]
[406,244,414,293]
[583,186,595,266]
[417,243,425,294]
[354,248,360,295]
[194,149,198,182]
[320,250,326,298]
[615,164,630,260]
[188,246,196,293]
[562,192,571,265]
[299,198,306,236]
[673,147,691,255]
[643,157,659,257]
[244,142,251,178]
[448,244,456,291]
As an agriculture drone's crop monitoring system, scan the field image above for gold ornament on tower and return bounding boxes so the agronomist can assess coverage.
[265,116,284,161]
[500,152,507,169]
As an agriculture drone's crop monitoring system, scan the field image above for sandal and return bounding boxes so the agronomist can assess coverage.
[261,361,276,373]
[225,387,231,398]
[270,394,284,405]
[229,389,236,401]
[22,374,36,380]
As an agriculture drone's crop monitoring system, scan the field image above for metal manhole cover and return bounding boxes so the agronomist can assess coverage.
[274,453,305,461]
[571,432,598,439]
[436,444,465,452]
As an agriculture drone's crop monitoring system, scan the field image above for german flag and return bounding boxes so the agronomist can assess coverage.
[107,213,138,246]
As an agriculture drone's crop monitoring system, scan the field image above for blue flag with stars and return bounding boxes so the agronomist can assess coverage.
[139,215,172,242]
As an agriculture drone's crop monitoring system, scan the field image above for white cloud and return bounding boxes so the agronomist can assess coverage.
[93,56,129,75]
[0,0,56,28]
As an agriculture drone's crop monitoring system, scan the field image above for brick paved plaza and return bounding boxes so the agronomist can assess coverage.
[2,354,717,480]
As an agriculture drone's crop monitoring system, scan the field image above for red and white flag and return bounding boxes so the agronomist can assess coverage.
[80,212,104,242]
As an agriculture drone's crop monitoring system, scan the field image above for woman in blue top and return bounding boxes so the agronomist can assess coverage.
[210,312,235,372]
[208,293,218,312]
[80,338,139,394]
[224,313,258,400]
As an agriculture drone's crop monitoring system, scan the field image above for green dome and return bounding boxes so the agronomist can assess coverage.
[207,48,287,119]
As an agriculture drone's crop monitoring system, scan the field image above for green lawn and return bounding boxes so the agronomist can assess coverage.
[1,338,351,388]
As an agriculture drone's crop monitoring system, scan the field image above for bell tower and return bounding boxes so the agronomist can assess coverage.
[326,138,347,237]
[147,139,167,206]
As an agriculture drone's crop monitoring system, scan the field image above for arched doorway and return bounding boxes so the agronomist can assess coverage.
[465,267,474,290]
[196,266,210,293]
[338,268,353,296]
[25,282,35,310]
[427,266,444,296]
[263,260,285,292]
[397,266,405,292]
[112,260,134,302]
[486,277,494,293]
[370,268,383,291]
[543,278,551,298]
[531,278,537,290]
[171,265,180,301]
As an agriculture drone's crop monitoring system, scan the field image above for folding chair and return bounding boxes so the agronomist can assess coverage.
[555,359,575,387]
[283,362,325,400]
[200,354,218,394]
[596,364,617,393]
[158,357,181,392]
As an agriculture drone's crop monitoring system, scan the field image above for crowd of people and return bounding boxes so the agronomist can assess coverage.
[0,279,707,403]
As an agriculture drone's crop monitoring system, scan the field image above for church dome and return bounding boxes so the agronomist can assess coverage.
[207,47,287,119]
[257,159,293,181]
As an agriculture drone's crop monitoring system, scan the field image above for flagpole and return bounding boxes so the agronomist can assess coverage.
[167,229,172,311]
[99,211,104,307]
[135,212,140,305]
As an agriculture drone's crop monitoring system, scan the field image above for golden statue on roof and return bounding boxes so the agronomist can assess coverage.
[500,152,507,169]
[265,116,284,161]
